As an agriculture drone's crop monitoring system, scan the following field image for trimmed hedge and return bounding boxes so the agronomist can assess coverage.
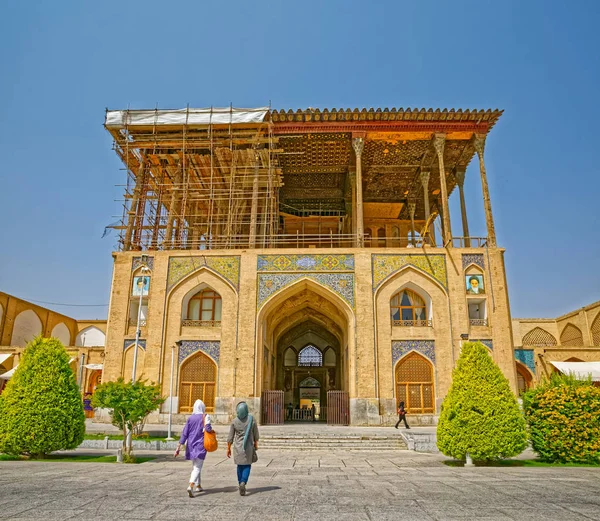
[437,341,528,462]
[0,337,85,457]
[523,374,600,464]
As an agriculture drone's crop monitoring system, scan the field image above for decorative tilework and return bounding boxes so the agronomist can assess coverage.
[462,254,485,271]
[257,273,355,309]
[473,339,493,350]
[372,254,448,291]
[392,340,436,366]
[132,256,154,271]
[515,349,535,373]
[167,256,240,291]
[123,339,146,351]
[178,340,220,365]
[257,254,354,272]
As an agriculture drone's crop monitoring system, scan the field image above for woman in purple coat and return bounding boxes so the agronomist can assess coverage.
[174,399,213,497]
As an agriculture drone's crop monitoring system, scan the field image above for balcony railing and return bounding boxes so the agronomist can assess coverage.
[128,319,147,327]
[392,319,433,327]
[181,319,221,328]
[470,319,488,326]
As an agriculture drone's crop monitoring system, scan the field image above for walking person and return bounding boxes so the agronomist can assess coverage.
[174,399,213,497]
[227,402,259,496]
[395,401,410,429]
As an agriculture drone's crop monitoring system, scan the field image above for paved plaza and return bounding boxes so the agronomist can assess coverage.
[1,449,600,520]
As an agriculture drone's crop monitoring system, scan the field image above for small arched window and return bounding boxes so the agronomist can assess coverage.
[284,347,297,367]
[188,289,222,323]
[391,289,428,326]
[298,345,323,367]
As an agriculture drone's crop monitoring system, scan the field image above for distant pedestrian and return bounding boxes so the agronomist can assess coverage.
[311,403,316,422]
[286,402,293,421]
[395,401,410,429]
[227,402,259,496]
[175,399,213,497]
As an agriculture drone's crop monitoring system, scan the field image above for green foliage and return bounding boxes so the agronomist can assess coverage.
[92,378,163,454]
[437,341,528,462]
[522,372,600,464]
[0,337,85,457]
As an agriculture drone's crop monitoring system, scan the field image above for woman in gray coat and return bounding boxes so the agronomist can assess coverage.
[226,402,259,496]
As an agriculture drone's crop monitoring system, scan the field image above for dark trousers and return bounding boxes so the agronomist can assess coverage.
[395,414,409,429]
[237,464,251,484]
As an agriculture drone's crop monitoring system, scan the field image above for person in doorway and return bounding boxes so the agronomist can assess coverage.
[174,399,213,497]
[286,402,293,421]
[227,402,259,496]
[311,403,316,422]
[395,401,410,429]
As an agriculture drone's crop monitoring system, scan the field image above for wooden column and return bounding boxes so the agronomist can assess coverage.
[473,134,497,247]
[123,159,146,251]
[248,155,260,248]
[349,171,357,247]
[164,164,183,249]
[408,199,416,246]
[352,137,365,247]
[433,134,452,245]
[454,168,470,247]
[420,170,434,246]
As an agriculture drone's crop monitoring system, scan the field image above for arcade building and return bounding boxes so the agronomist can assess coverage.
[1,106,598,425]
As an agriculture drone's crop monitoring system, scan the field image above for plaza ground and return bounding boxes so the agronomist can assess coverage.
[1,449,600,520]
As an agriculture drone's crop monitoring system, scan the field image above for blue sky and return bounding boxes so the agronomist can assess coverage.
[1,0,599,319]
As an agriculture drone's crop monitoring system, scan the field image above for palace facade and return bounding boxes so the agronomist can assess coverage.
[2,106,598,425]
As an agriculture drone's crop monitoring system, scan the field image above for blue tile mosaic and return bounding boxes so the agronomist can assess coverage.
[515,349,535,373]
[392,340,436,366]
[257,273,355,309]
[372,254,448,291]
[257,254,354,272]
[462,254,485,271]
[178,340,220,365]
[123,339,146,351]
[132,256,154,272]
[472,339,493,350]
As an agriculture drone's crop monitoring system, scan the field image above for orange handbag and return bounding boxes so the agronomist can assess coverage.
[204,430,218,452]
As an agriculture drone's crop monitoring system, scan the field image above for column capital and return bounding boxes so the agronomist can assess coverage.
[352,137,364,157]
[420,170,430,187]
[432,133,446,155]
[473,134,486,155]
[454,167,467,187]
[407,200,417,217]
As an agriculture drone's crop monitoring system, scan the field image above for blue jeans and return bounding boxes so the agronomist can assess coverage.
[237,464,251,484]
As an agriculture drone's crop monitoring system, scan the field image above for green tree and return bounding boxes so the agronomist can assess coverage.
[437,341,528,462]
[92,378,163,455]
[522,373,600,464]
[0,337,85,457]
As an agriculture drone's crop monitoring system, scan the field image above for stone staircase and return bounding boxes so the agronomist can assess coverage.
[247,433,408,451]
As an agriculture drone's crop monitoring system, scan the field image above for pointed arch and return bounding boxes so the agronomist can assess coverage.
[122,343,145,381]
[390,285,431,326]
[375,264,449,299]
[522,327,557,347]
[182,284,222,324]
[560,323,584,347]
[591,312,600,346]
[284,346,297,367]
[12,309,43,347]
[76,326,106,347]
[298,345,323,367]
[394,351,434,414]
[51,322,71,346]
[515,361,533,394]
[169,265,237,298]
[178,351,217,413]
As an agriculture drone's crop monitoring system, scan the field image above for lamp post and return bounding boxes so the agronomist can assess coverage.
[126,254,149,452]
[166,342,178,441]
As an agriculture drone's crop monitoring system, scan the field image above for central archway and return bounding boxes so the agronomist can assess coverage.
[256,279,354,423]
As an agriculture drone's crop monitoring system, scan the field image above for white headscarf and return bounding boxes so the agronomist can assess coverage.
[192,399,206,415]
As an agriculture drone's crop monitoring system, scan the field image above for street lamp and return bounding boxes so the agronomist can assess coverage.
[166,342,179,441]
[126,256,150,451]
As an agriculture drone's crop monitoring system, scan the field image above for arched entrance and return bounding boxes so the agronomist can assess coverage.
[515,362,533,394]
[179,351,217,413]
[257,280,353,424]
[395,352,435,414]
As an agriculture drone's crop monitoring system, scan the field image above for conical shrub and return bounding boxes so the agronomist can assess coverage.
[0,337,85,457]
[437,341,527,462]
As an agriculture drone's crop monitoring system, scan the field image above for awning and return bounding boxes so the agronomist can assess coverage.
[550,361,600,382]
[84,364,103,370]
[105,107,269,127]
[0,353,14,365]
[0,364,18,380]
